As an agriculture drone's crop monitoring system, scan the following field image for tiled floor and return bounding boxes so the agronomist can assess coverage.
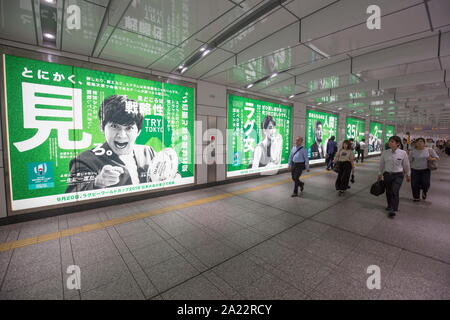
[1,155,450,300]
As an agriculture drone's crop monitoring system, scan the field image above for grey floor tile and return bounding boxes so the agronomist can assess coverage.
[251,218,292,236]
[70,230,113,253]
[72,241,120,267]
[203,219,246,239]
[190,239,239,268]
[9,239,60,267]
[247,239,296,268]
[312,270,381,300]
[202,270,242,299]
[78,255,130,292]
[224,228,269,250]
[337,250,396,282]
[211,254,267,291]
[0,276,63,300]
[272,212,305,225]
[81,272,145,300]
[353,239,402,266]
[174,229,218,250]
[144,255,199,292]
[271,251,334,293]
[272,227,319,252]
[114,220,154,237]
[296,220,331,236]
[383,270,450,300]
[156,220,202,237]
[162,275,228,300]
[238,273,303,300]
[2,257,62,292]
[392,251,450,287]
[231,212,268,227]
[120,252,158,299]
[120,230,165,252]
[303,238,354,265]
[132,241,180,269]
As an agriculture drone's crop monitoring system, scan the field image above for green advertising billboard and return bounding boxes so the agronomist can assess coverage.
[3,55,195,211]
[346,117,365,154]
[227,94,292,177]
[345,117,366,142]
[385,124,395,144]
[369,121,383,154]
[306,110,338,164]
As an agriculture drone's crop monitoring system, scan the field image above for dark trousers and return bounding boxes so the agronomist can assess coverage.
[357,150,364,162]
[291,162,305,194]
[335,161,352,191]
[411,169,431,199]
[326,153,335,169]
[383,172,404,211]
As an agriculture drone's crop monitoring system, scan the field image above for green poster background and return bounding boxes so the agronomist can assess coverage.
[369,121,383,154]
[3,54,195,211]
[306,110,338,162]
[227,94,292,176]
[345,117,365,142]
[385,125,395,144]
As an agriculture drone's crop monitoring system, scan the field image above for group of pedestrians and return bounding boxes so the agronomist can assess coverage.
[288,135,441,219]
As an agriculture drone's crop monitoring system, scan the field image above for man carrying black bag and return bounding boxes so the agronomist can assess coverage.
[288,136,310,197]
[370,179,385,196]
[378,136,411,218]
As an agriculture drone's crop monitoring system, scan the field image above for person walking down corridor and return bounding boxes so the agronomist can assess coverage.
[409,138,439,201]
[379,136,411,218]
[326,136,338,170]
[357,138,366,163]
[334,140,355,196]
[289,136,310,197]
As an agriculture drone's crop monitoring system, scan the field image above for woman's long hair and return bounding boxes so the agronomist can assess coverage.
[342,140,351,150]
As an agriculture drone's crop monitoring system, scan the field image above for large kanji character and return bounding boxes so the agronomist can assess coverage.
[13,83,92,152]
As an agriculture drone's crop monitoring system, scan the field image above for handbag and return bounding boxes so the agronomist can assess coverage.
[370,179,385,196]
[427,148,438,170]
[333,161,340,173]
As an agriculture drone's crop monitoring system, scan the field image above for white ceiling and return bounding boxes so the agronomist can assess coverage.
[0,0,449,128]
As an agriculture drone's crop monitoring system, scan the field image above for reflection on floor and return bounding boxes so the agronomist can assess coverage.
[0,156,449,300]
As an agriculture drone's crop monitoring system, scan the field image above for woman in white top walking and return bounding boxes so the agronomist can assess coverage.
[409,138,439,201]
[334,140,355,195]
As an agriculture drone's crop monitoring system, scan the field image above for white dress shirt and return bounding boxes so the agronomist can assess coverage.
[379,148,411,176]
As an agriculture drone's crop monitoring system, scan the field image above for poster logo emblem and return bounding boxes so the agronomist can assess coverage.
[28,162,55,190]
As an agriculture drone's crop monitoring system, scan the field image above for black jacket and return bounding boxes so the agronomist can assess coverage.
[66,142,155,193]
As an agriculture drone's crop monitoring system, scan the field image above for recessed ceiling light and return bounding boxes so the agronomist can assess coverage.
[180,67,188,74]
[270,73,278,79]
[43,33,55,40]
[289,94,295,99]
[202,49,211,57]
[246,83,254,89]
[45,0,55,3]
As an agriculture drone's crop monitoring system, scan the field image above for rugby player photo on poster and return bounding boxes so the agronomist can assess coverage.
[66,95,180,193]
[251,115,283,169]
[369,123,383,153]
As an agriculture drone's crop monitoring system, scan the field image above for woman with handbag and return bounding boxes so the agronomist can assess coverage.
[333,140,355,196]
[409,138,439,201]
